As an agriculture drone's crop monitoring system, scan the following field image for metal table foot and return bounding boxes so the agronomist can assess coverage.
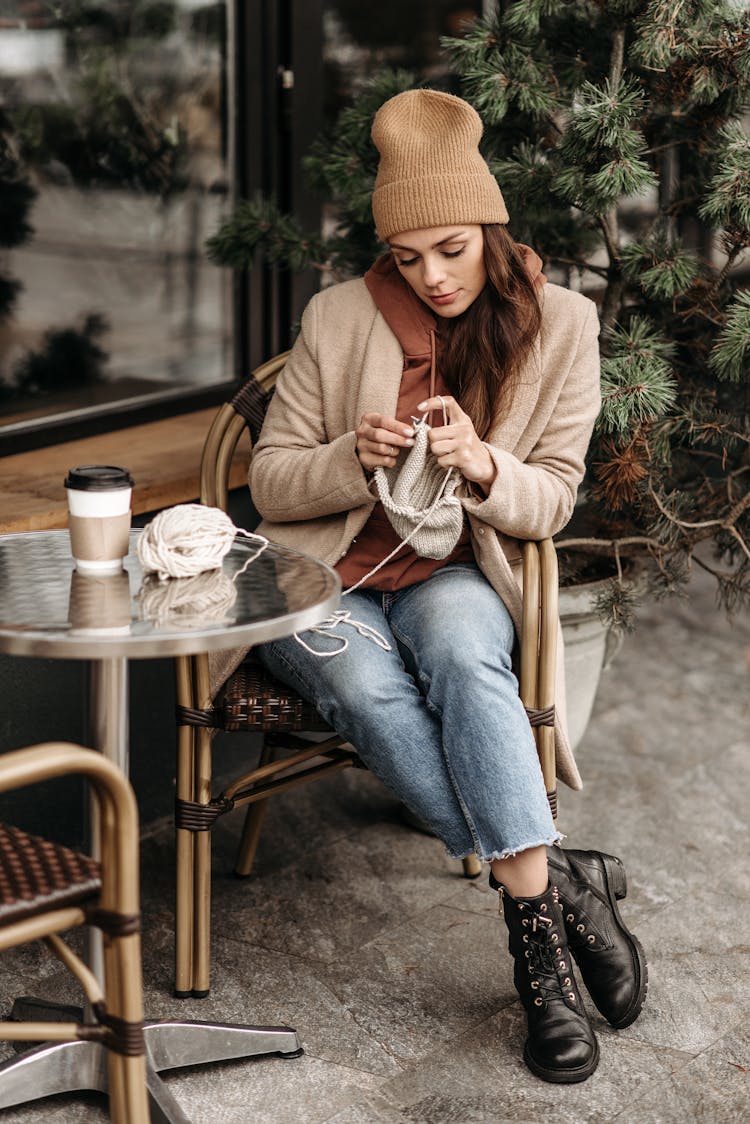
[0,1019,303,1120]
[0,1039,107,1107]
[145,1019,302,1070]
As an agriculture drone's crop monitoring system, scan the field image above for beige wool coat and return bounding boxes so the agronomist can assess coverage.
[216,276,601,790]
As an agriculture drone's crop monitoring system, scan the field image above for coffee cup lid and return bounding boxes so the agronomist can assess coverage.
[64,465,135,491]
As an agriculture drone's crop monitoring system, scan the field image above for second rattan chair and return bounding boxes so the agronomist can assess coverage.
[0,742,149,1123]
[174,353,560,999]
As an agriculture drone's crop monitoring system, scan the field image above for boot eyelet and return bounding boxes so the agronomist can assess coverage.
[576,923,585,933]
[522,934,529,943]
[566,913,574,922]
[564,978,571,986]
[522,919,529,927]
[559,960,566,970]
[525,950,531,958]
[539,904,547,912]
[567,992,576,1001]
[530,980,539,989]
[587,934,596,944]
[534,997,543,1006]
[550,932,558,942]
[555,948,562,956]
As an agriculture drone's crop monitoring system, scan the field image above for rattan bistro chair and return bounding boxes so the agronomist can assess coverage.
[174,353,560,999]
[0,742,149,1124]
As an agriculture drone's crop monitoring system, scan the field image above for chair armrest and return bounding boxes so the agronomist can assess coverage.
[0,743,140,917]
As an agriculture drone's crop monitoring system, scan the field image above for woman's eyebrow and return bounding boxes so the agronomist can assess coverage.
[390,231,468,252]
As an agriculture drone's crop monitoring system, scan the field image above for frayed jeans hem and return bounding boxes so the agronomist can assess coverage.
[448,830,565,863]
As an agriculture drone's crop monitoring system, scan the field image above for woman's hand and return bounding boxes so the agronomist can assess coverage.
[355,412,415,472]
[417,395,497,490]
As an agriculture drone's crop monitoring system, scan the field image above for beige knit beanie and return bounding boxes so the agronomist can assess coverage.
[371,89,509,242]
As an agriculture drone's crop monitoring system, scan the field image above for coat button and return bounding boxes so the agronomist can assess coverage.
[477,527,485,535]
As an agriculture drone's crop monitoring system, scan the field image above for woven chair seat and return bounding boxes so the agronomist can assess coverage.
[0,823,101,927]
[220,657,332,733]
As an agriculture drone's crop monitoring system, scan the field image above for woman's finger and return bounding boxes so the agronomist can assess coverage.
[356,412,415,470]
[369,428,413,450]
[360,413,415,440]
[415,395,466,424]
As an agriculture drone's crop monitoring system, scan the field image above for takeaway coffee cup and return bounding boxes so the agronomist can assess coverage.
[64,465,134,573]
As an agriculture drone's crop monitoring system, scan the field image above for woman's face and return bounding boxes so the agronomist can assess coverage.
[388,224,487,318]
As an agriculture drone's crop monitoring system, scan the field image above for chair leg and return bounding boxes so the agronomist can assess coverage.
[192,730,213,999]
[105,933,149,1124]
[190,659,213,998]
[234,736,277,878]
[234,800,271,878]
[174,822,195,996]
[462,855,482,879]
[174,657,196,998]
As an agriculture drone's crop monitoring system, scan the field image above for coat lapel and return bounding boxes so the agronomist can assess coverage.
[351,312,404,427]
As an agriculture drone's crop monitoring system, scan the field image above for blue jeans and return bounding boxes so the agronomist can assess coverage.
[256,563,560,861]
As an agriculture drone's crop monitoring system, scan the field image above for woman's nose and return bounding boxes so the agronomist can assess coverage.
[422,255,447,288]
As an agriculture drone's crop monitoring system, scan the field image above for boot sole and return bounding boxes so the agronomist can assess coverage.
[523,1038,600,1084]
[591,851,649,1029]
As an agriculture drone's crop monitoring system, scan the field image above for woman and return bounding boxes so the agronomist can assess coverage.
[250,89,646,1083]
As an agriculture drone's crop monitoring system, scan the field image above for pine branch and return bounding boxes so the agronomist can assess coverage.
[698,121,750,234]
[597,317,677,436]
[708,289,750,381]
[620,234,700,299]
[554,535,664,554]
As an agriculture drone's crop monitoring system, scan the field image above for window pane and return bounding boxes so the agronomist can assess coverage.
[322,1,482,120]
[0,1,231,435]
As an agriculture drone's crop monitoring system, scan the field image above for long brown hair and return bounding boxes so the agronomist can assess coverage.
[440,224,541,439]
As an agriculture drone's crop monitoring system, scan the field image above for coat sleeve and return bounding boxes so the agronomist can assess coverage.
[462,299,601,539]
[249,294,374,522]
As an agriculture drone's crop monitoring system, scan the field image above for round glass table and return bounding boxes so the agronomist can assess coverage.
[0,528,340,1122]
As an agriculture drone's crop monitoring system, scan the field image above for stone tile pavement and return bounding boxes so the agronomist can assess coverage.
[1,564,748,1122]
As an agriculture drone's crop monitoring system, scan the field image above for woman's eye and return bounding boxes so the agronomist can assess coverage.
[443,248,465,259]
[397,256,418,267]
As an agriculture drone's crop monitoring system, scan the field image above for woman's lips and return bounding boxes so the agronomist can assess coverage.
[428,290,459,306]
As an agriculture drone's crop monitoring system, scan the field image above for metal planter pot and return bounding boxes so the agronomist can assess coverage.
[560,578,623,750]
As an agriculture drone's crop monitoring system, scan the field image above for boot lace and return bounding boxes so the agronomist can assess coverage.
[519,905,577,1006]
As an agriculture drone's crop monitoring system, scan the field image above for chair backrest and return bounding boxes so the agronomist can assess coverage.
[199,351,290,511]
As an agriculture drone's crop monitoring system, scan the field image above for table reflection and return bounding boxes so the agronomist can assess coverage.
[137,568,237,629]
[68,568,132,635]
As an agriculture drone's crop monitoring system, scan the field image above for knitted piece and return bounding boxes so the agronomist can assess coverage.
[373,415,463,560]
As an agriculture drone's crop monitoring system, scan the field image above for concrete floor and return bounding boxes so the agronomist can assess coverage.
[1,563,749,1122]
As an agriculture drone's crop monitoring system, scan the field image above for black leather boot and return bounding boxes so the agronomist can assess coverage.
[492,877,599,1083]
[546,845,648,1029]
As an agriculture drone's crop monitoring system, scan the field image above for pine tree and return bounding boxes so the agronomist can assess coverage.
[440,0,750,623]
[207,1,750,624]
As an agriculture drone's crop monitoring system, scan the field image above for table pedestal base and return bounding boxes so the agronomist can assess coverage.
[0,1019,302,1122]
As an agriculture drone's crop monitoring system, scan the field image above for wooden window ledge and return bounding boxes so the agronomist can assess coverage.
[0,409,250,535]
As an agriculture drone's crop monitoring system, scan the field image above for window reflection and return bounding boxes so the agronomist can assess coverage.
[0,1,231,432]
[322,1,481,121]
